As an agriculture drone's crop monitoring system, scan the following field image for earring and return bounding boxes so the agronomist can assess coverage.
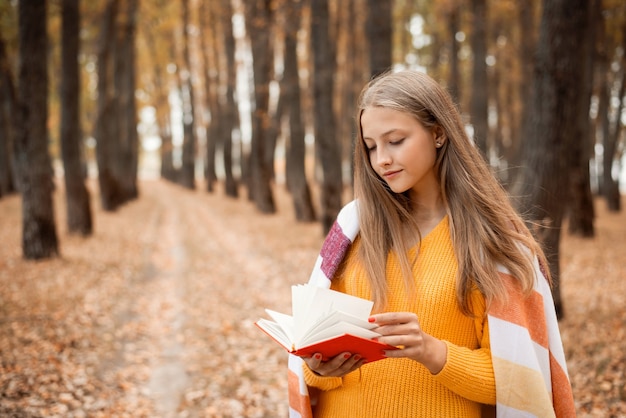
[436,141,442,147]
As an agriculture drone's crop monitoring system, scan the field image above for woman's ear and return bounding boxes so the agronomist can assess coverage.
[433,126,446,148]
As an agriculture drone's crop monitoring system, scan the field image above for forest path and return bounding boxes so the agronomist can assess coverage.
[110,180,325,417]
[0,179,625,417]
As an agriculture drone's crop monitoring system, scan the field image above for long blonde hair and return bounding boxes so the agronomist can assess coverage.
[353,70,549,314]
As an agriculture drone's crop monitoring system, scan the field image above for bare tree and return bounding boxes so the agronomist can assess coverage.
[0,36,17,198]
[470,0,489,155]
[179,0,196,189]
[311,0,342,233]
[512,0,590,318]
[14,0,59,259]
[94,0,122,210]
[367,0,392,77]
[60,0,92,236]
[283,0,315,221]
[221,0,239,198]
[244,0,276,213]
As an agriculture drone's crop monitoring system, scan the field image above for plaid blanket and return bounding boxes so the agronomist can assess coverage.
[287,200,575,417]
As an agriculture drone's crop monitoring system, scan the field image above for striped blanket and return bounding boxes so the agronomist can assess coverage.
[287,200,575,417]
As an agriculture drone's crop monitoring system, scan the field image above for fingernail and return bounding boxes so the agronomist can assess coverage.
[343,353,351,359]
[314,353,322,360]
[354,355,361,361]
[368,317,375,323]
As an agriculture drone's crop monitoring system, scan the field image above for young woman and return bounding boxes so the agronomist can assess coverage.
[287,70,574,418]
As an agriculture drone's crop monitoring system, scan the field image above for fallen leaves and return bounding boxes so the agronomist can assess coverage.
[0,180,625,417]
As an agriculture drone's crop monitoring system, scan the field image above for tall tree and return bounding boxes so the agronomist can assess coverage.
[512,0,590,318]
[568,0,599,237]
[311,0,343,233]
[244,0,276,213]
[179,0,196,190]
[367,0,392,77]
[220,0,239,198]
[283,0,315,221]
[14,0,59,258]
[510,0,537,184]
[0,36,16,198]
[199,0,219,191]
[60,0,92,236]
[94,0,122,210]
[470,0,489,155]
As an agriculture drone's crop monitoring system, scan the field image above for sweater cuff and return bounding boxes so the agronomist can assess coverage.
[302,363,343,391]
[433,341,496,404]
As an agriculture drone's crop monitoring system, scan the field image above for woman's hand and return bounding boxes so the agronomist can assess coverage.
[302,352,365,378]
[369,312,447,374]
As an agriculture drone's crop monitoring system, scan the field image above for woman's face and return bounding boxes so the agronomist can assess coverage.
[361,107,441,196]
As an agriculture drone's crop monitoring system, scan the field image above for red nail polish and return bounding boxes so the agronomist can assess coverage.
[368,317,375,323]
[344,353,351,359]
[314,353,322,360]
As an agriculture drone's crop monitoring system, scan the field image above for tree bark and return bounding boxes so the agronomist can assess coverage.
[470,0,489,156]
[179,0,196,190]
[512,0,589,319]
[221,0,239,198]
[0,36,17,197]
[200,0,219,192]
[311,0,342,233]
[367,0,392,77]
[15,0,59,259]
[60,0,92,236]
[568,0,598,237]
[94,0,123,211]
[283,0,315,222]
[244,0,276,214]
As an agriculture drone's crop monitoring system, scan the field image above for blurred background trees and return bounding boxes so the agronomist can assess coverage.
[0,0,625,316]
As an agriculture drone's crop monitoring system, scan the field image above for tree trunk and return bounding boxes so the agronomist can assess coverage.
[506,0,537,185]
[604,65,625,212]
[244,0,276,214]
[447,2,460,102]
[311,0,342,233]
[367,0,392,77]
[568,0,598,237]
[470,0,489,156]
[15,0,59,259]
[113,0,139,200]
[284,0,315,222]
[94,0,123,211]
[60,0,92,236]
[179,0,196,190]
[0,36,17,197]
[221,0,239,198]
[512,0,589,319]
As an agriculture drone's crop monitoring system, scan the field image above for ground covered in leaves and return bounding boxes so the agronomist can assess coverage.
[0,179,624,417]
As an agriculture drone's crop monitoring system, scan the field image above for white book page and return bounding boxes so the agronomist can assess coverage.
[299,322,381,348]
[292,284,375,345]
[256,319,292,350]
[265,309,295,344]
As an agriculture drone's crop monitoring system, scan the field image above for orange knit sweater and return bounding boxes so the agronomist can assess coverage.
[303,217,496,418]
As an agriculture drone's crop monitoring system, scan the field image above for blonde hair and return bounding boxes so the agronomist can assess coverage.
[353,70,549,314]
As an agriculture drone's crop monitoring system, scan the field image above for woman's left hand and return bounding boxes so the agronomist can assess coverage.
[369,312,448,374]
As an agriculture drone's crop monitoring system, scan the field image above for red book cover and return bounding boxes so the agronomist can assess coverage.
[255,322,397,364]
[293,333,397,363]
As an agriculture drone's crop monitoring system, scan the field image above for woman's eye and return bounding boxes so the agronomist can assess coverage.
[390,138,405,145]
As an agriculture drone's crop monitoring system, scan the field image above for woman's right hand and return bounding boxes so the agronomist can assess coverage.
[302,352,365,377]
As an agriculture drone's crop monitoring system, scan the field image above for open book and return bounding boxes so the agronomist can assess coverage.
[255,284,397,363]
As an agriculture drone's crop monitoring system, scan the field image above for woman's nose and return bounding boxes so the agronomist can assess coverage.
[376,148,392,166]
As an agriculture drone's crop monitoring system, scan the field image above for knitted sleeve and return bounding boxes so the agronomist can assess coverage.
[432,292,496,405]
[302,362,343,391]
